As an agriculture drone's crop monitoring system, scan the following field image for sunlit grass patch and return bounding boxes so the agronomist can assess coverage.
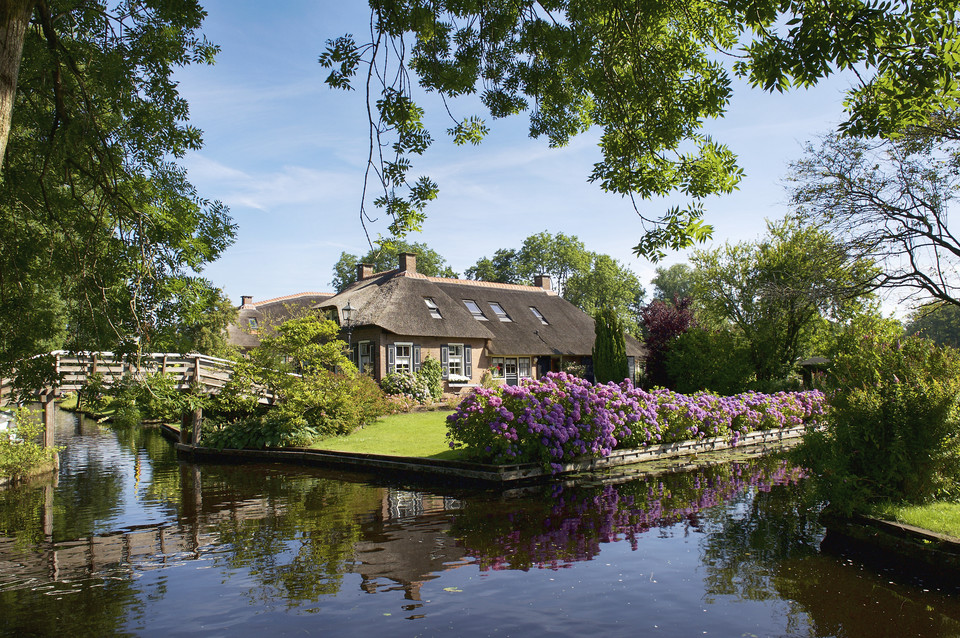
[311,410,463,460]
[871,501,960,540]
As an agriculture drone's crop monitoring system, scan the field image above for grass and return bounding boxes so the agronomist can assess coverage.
[871,501,960,540]
[311,410,466,460]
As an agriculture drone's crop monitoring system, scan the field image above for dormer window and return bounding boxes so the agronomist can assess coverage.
[463,299,487,320]
[488,302,511,322]
[423,297,442,319]
[530,306,548,325]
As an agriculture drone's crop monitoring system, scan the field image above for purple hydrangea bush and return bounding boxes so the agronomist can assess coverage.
[446,372,827,472]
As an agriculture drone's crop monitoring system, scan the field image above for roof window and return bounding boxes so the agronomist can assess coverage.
[529,306,548,325]
[489,302,512,322]
[423,297,442,319]
[463,299,488,320]
[248,317,259,329]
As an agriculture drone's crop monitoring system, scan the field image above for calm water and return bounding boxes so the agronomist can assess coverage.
[1,410,959,637]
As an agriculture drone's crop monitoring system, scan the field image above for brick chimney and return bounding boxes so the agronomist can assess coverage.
[399,252,417,273]
[534,274,552,291]
[357,263,374,281]
[241,295,254,307]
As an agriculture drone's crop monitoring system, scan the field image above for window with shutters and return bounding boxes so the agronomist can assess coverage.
[447,344,464,376]
[395,343,412,373]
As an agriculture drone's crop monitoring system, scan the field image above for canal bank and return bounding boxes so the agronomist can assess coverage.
[163,423,809,486]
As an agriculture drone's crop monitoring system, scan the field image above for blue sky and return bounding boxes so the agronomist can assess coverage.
[175,1,858,306]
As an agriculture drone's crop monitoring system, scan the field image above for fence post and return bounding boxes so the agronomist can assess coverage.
[41,387,56,449]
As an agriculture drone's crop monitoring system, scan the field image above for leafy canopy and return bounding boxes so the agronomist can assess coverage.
[321,0,960,259]
[0,1,235,374]
[691,217,877,382]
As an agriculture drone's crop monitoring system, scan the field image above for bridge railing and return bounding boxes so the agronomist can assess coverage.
[1,351,272,449]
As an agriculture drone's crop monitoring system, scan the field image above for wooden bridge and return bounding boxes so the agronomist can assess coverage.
[1,351,247,449]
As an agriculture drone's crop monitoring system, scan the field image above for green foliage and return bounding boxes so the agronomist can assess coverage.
[593,306,629,384]
[331,240,457,291]
[148,281,238,356]
[380,372,431,404]
[418,357,444,401]
[665,328,755,395]
[0,408,59,481]
[651,263,695,302]
[204,314,387,448]
[0,2,235,370]
[99,372,189,427]
[469,232,645,331]
[795,336,960,515]
[692,216,877,383]
[323,0,959,258]
[907,302,960,348]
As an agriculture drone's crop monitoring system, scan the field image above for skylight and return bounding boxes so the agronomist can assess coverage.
[489,302,512,322]
[423,297,442,319]
[529,306,548,325]
[463,299,487,320]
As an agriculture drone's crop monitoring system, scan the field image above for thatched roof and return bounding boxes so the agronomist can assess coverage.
[318,270,644,358]
[227,291,334,349]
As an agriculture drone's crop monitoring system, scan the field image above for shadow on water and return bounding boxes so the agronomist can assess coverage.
[0,408,959,636]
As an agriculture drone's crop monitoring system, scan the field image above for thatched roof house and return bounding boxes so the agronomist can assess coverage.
[227,291,334,350]
[317,253,644,389]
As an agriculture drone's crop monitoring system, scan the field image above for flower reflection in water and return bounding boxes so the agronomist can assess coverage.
[451,457,805,571]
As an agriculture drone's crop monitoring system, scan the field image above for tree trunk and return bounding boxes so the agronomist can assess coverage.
[0,0,35,172]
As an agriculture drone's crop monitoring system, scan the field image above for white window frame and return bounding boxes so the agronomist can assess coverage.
[463,299,488,320]
[518,357,531,379]
[529,306,548,325]
[488,302,511,322]
[447,343,464,377]
[490,357,504,378]
[394,342,413,374]
[423,297,442,319]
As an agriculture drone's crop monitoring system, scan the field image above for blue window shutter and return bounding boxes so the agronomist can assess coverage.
[387,344,396,373]
[413,344,421,372]
[440,345,449,379]
[464,345,473,378]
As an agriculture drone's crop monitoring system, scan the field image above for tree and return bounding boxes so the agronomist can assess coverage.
[665,327,754,395]
[640,296,697,388]
[592,306,628,384]
[321,1,960,259]
[515,232,590,297]
[566,254,645,335]
[331,240,458,292]
[651,264,695,303]
[790,116,960,308]
[464,248,522,284]
[148,280,237,357]
[467,232,645,331]
[691,217,876,383]
[0,2,233,377]
[906,302,960,348]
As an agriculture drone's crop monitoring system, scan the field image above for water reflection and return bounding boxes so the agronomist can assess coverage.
[0,410,959,637]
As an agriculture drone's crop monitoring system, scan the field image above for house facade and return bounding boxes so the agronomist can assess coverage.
[317,253,644,390]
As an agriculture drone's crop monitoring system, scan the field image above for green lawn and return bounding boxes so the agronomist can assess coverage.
[312,410,465,460]
[871,501,960,540]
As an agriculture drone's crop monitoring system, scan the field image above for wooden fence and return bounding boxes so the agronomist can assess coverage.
[1,351,260,449]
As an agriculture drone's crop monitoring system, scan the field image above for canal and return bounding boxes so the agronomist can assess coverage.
[1,409,959,637]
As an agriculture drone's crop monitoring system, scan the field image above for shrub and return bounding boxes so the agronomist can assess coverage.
[380,372,431,404]
[665,327,754,395]
[795,335,960,514]
[446,371,826,472]
[0,408,60,480]
[593,306,628,384]
[418,357,443,401]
